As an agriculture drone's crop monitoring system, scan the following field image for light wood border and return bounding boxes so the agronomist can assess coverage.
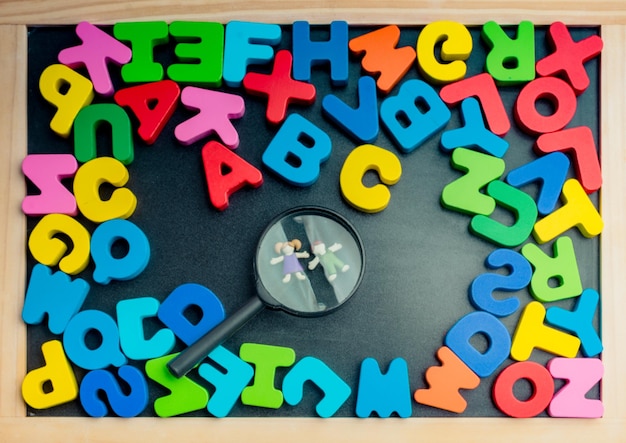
[0,2,624,442]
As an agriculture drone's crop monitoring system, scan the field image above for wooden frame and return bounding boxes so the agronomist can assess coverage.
[0,1,624,441]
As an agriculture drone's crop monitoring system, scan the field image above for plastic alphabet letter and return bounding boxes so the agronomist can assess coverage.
[356,357,412,418]
[535,21,603,95]
[546,288,603,357]
[239,343,296,409]
[58,21,132,96]
[73,157,137,223]
[22,154,78,216]
[22,340,78,410]
[292,20,349,86]
[469,180,538,248]
[416,21,472,84]
[113,21,169,83]
[444,311,511,377]
[116,297,176,361]
[510,301,581,361]
[73,103,134,165]
[440,148,505,216]
[243,49,316,125]
[493,361,554,418]
[349,25,416,94]
[439,73,510,137]
[514,76,577,135]
[521,236,583,303]
[379,79,451,153]
[283,356,352,418]
[262,113,332,186]
[535,126,601,194]
[340,144,402,213]
[481,21,535,85]
[90,219,150,285]
[533,178,603,243]
[223,21,282,88]
[414,346,480,414]
[28,213,91,275]
[322,76,379,143]
[114,80,180,145]
[145,353,209,417]
[39,64,94,138]
[506,152,570,215]
[198,346,254,418]
[63,309,127,370]
[79,365,149,417]
[22,264,90,335]
[167,21,224,87]
[201,140,263,211]
[547,357,603,418]
[175,86,245,148]
[469,249,531,317]
[157,283,226,346]
[440,97,509,158]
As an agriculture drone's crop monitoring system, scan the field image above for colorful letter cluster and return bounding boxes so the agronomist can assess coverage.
[23,20,603,418]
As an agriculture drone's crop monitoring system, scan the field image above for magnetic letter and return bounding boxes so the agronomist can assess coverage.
[356,357,412,418]
[22,340,78,410]
[79,366,149,417]
[481,21,535,84]
[469,249,531,317]
[223,21,282,88]
[493,361,554,418]
[22,154,78,216]
[73,103,134,165]
[521,236,583,303]
[340,144,402,213]
[91,219,150,285]
[262,113,331,186]
[416,21,472,84]
[73,157,137,223]
[198,346,254,418]
[283,356,351,418]
[547,357,603,418]
[510,301,580,361]
[158,283,226,346]
[117,297,176,360]
[292,20,349,86]
[39,64,94,138]
[201,140,263,211]
[380,79,451,153]
[239,343,296,409]
[349,25,416,94]
[58,21,132,96]
[28,213,90,275]
[414,346,480,414]
[113,21,169,83]
[444,311,511,377]
[22,264,89,335]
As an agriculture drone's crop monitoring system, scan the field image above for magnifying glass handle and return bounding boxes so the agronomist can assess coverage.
[167,296,265,378]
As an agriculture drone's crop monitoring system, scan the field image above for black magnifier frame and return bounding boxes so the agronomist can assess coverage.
[168,205,365,378]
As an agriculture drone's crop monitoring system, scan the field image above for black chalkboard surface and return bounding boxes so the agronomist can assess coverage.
[25,23,600,417]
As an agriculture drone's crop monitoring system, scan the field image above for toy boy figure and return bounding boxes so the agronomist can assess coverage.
[308,241,350,282]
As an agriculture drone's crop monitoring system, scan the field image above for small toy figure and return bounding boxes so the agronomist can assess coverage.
[308,241,350,282]
[270,239,310,283]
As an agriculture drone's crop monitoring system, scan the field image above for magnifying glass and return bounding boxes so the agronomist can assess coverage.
[167,206,365,378]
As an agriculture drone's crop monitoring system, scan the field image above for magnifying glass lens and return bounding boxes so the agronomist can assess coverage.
[255,207,364,315]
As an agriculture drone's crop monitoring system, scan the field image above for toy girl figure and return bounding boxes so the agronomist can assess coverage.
[308,241,350,282]
[270,239,310,283]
